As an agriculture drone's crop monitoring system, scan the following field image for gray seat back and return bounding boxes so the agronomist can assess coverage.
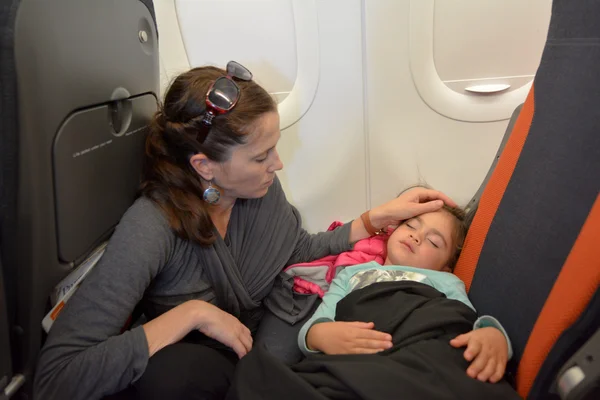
[0,0,159,395]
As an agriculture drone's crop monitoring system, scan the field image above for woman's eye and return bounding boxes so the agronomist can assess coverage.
[256,158,267,163]
[406,223,414,229]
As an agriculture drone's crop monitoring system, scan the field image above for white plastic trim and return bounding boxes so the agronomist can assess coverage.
[277,0,320,130]
[408,0,532,122]
[154,0,192,97]
[155,0,318,129]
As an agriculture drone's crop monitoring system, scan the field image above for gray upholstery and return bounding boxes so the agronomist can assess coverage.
[0,1,159,396]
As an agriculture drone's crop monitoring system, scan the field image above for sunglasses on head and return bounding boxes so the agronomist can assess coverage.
[196,61,253,143]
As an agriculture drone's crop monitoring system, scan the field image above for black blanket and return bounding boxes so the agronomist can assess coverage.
[227,281,520,400]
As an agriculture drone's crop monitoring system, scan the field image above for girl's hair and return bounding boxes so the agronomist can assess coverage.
[440,205,467,271]
[139,66,277,246]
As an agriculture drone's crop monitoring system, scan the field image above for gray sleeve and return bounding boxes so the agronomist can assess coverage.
[34,198,175,400]
[286,221,353,266]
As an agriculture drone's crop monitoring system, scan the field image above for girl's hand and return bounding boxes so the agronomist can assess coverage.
[306,321,393,355]
[450,327,509,383]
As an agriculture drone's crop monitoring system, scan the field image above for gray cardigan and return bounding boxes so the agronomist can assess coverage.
[34,177,352,400]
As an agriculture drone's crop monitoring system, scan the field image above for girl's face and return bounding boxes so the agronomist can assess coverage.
[385,209,456,272]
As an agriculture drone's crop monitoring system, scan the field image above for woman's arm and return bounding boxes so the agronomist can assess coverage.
[144,299,252,359]
[34,200,180,400]
[287,186,456,264]
[349,187,459,243]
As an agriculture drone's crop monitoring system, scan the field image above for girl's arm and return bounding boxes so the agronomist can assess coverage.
[298,266,392,356]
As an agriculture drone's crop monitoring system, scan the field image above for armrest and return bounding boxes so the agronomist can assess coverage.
[556,328,600,400]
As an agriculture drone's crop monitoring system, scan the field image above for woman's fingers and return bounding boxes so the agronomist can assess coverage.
[411,201,444,216]
[416,188,457,208]
[239,329,253,353]
[229,337,249,359]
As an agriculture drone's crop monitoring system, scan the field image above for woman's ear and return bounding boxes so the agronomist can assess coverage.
[189,153,215,181]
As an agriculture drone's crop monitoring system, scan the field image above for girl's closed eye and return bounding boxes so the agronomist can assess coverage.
[428,238,440,248]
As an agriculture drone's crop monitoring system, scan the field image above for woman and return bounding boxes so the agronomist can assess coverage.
[34,62,455,400]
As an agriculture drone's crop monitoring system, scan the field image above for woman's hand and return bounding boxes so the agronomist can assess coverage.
[306,321,393,355]
[369,187,457,231]
[193,301,253,359]
[143,300,252,359]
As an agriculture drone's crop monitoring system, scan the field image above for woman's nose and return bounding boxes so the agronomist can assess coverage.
[269,150,284,172]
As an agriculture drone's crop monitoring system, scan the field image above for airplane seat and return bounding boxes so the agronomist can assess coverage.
[0,0,159,397]
[259,0,600,395]
[453,0,600,398]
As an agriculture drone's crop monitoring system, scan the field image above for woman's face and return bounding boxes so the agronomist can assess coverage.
[213,111,283,199]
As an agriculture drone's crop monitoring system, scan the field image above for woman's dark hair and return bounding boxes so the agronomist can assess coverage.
[140,66,277,246]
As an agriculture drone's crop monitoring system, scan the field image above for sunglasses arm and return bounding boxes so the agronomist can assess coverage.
[201,110,215,125]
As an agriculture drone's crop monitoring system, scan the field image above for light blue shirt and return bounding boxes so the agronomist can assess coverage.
[298,261,512,358]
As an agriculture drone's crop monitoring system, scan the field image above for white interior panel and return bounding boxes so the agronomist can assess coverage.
[173,0,367,232]
[275,1,321,130]
[155,0,550,232]
[277,0,367,232]
[434,0,551,81]
[176,0,320,130]
[154,0,191,97]
[408,0,549,122]
[366,0,513,208]
[176,0,297,100]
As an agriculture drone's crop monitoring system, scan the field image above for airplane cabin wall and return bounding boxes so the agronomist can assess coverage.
[366,0,550,207]
[154,0,550,233]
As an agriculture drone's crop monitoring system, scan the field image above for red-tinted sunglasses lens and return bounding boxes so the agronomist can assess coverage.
[227,61,253,81]
[207,77,240,113]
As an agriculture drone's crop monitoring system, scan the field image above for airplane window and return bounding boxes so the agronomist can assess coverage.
[176,0,298,103]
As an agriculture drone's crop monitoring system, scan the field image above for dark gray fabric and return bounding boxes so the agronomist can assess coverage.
[228,282,520,400]
[34,176,352,400]
[468,0,600,382]
[134,341,238,399]
[254,299,322,365]
[465,104,523,227]
[264,272,321,325]
[532,291,600,398]
[0,0,20,340]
